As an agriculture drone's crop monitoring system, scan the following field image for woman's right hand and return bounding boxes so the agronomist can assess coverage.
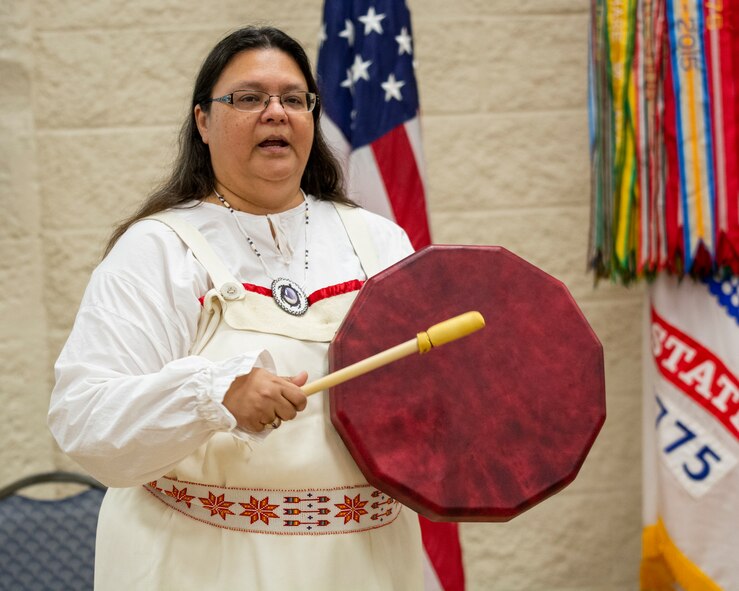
[222,368,308,432]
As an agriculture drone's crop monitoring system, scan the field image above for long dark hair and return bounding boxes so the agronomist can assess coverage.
[105,26,351,256]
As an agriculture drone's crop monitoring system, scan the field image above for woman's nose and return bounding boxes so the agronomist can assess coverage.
[261,96,287,121]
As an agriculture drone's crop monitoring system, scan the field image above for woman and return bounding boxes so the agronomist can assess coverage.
[49,26,424,590]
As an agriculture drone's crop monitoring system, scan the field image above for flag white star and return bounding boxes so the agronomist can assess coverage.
[338,19,355,46]
[340,67,354,92]
[395,27,413,55]
[318,23,327,50]
[381,73,406,101]
[358,7,386,36]
[351,54,372,82]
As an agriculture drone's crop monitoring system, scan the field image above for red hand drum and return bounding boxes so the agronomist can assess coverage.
[328,245,606,521]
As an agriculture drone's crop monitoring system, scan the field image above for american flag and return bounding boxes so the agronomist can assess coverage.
[316,2,464,590]
[316,0,431,249]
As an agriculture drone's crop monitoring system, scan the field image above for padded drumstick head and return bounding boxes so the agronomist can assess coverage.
[425,311,485,348]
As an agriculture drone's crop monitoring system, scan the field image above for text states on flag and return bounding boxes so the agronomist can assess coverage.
[650,306,739,440]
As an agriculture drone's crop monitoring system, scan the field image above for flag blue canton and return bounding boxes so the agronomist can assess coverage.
[317,0,419,149]
[706,275,739,326]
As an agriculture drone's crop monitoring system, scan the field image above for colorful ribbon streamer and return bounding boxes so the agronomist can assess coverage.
[589,0,739,283]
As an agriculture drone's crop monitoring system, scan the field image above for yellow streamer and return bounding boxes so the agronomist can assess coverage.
[641,519,723,591]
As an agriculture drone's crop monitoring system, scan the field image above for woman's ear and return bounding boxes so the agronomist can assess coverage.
[194,105,209,144]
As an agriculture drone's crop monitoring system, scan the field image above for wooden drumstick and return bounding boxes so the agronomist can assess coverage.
[302,311,485,396]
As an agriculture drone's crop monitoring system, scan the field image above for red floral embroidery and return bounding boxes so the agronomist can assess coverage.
[165,485,195,508]
[239,496,279,525]
[145,480,401,533]
[199,491,235,520]
[147,480,163,493]
[334,494,369,524]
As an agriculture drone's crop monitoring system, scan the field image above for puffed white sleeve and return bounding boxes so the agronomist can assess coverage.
[48,223,272,488]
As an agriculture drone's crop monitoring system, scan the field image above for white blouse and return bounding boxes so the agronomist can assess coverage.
[48,197,413,487]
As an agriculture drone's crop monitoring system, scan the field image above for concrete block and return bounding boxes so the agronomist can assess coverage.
[460,488,640,589]
[0,131,40,239]
[0,307,47,373]
[1,374,55,486]
[51,446,85,475]
[37,127,178,232]
[34,22,327,131]
[0,2,31,35]
[0,37,39,241]
[47,328,72,377]
[0,59,32,112]
[32,0,321,31]
[567,385,642,495]
[0,238,43,302]
[409,0,588,17]
[481,15,589,112]
[413,20,486,115]
[580,297,644,394]
[429,206,609,304]
[279,22,323,66]
[423,111,590,212]
[43,230,107,335]
[34,30,216,129]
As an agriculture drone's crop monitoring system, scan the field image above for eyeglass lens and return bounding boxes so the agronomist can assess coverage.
[231,91,316,112]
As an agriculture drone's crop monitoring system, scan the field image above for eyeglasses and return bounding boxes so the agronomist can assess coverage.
[202,90,319,113]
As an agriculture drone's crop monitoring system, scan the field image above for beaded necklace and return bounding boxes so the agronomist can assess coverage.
[214,189,310,316]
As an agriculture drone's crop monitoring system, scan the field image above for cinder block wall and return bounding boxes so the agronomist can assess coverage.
[0,0,644,588]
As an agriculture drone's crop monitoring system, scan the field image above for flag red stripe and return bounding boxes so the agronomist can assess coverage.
[419,517,466,591]
[371,124,432,249]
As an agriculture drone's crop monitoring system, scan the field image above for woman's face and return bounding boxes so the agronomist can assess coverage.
[195,48,314,209]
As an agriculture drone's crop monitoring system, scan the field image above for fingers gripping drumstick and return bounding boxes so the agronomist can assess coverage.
[302,311,485,396]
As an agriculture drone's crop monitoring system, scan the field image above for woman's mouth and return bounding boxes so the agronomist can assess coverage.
[259,139,289,148]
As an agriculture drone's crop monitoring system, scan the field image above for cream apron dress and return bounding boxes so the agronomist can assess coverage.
[94,205,424,591]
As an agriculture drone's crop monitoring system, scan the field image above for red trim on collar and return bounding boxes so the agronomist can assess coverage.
[307,279,364,305]
[198,279,364,306]
[243,283,272,297]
